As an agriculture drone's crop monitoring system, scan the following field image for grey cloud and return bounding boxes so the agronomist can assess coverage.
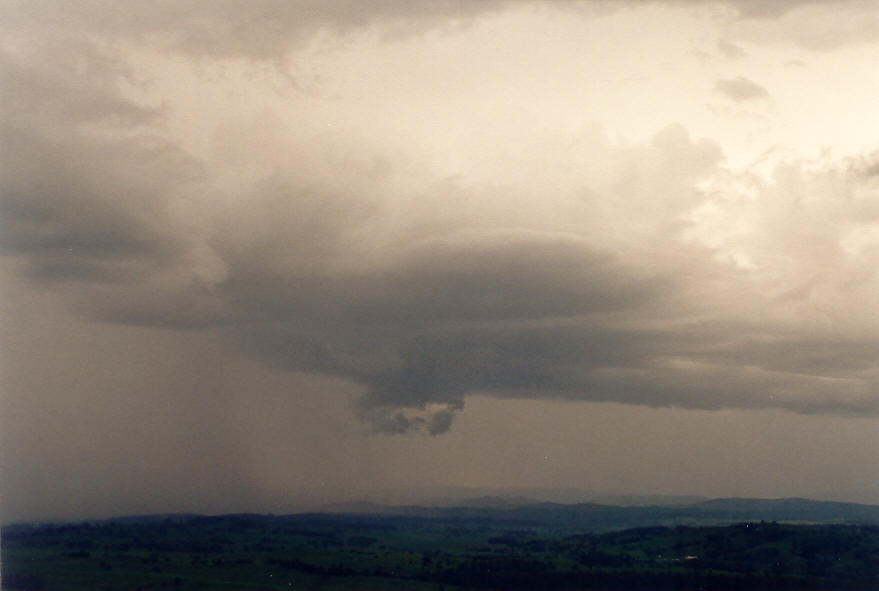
[577,1,827,21]
[225,229,672,427]
[0,38,159,130]
[351,322,877,433]
[664,1,827,19]
[0,39,229,328]
[0,41,190,262]
[714,76,770,102]
[3,1,510,64]
[199,179,684,434]
[0,130,191,256]
[355,401,464,437]
[3,4,876,436]
[727,0,824,18]
[233,257,877,433]
[717,40,746,59]
[0,125,211,305]
[219,135,878,432]
[367,231,664,322]
[725,1,879,51]
[7,98,876,433]
[426,406,458,435]
[703,334,879,378]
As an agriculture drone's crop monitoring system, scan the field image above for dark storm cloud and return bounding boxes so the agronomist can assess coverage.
[0,38,229,327]
[0,40,186,259]
[0,121,219,325]
[714,76,770,102]
[225,216,878,434]
[2,0,877,439]
[223,228,675,434]
[228,135,876,430]
[0,127,194,265]
[355,318,877,432]
[6,71,876,434]
[226,231,659,325]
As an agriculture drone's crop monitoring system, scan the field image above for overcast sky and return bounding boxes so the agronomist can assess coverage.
[2,0,878,522]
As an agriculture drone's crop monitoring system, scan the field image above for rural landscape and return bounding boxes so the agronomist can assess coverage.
[3,497,878,590]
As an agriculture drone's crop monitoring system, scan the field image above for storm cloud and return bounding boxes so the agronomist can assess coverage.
[2,21,876,433]
[1,1,878,523]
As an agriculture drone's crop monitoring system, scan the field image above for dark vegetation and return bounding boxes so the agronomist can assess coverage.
[3,502,878,590]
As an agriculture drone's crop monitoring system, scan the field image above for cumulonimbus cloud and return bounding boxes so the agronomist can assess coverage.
[2,2,877,435]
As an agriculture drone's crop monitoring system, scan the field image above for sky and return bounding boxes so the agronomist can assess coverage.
[1,0,878,523]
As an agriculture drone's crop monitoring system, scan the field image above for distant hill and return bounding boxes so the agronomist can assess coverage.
[8,496,878,532]
[414,486,709,507]
[587,493,709,506]
[444,495,541,508]
[691,497,879,523]
[313,496,879,531]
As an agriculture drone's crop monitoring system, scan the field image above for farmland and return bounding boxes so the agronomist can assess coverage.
[3,507,878,590]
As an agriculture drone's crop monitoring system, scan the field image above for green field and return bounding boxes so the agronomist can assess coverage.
[3,513,877,590]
